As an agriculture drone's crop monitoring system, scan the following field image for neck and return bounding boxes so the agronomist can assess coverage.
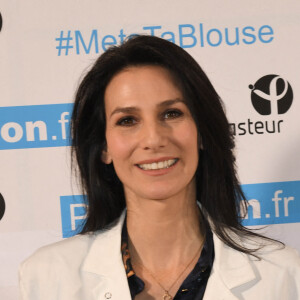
[126,188,204,271]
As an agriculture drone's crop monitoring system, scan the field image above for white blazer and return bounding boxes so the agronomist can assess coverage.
[19,212,300,300]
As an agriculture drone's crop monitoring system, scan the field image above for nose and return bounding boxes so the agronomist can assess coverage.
[140,121,168,151]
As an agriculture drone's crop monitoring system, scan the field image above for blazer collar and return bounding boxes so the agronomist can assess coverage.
[204,232,259,299]
[82,210,259,299]
[82,210,126,278]
[81,211,132,300]
[213,233,257,288]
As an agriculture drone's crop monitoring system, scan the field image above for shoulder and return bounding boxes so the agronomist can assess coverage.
[19,213,126,299]
[20,212,126,276]
[24,233,95,262]
[19,233,95,280]
[253,242,300,273]
[19,234,95,299]
[210,231,300,299]
[238,233,300,266]
[232,233,300,285]
[245,242,300,298]
[212,228,300,279]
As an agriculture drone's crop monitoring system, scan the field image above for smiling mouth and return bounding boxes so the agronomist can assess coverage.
[137,159,179,171]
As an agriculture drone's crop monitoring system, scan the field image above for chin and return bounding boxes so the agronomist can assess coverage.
[139,187,181,202]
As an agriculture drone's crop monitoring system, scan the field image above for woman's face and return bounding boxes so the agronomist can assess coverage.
[104,65,198,201]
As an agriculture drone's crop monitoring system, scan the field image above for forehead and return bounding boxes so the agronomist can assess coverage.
[104,65,184,110]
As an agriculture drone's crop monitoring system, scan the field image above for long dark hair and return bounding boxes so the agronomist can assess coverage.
[71,35,280,255]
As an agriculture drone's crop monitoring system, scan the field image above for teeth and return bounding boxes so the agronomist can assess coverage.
[158,161,164,169]
[138,159,177,170]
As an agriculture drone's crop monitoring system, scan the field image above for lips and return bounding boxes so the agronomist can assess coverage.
[137,158,179,170]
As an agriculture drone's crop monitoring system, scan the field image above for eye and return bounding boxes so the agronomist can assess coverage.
[116,116,137,126]
[163,109,183,120]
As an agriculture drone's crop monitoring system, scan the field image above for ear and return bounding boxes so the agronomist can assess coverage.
[101,149,112,164]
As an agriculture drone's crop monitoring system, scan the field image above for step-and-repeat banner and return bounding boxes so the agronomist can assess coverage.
[1,1,300,298]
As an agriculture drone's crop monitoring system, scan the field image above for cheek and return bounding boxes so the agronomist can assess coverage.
[178,122,198,149]
[106,131,134,160]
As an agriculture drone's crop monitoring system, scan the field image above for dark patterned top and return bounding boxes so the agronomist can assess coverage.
[121,219,214,299]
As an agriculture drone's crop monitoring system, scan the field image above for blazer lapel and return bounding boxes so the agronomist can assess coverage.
[82,211,132,300]
[80,209,259,300]
[204,232,258,299]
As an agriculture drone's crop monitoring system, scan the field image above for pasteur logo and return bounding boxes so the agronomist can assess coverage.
[249,75,293,115]
[230,74,293,136]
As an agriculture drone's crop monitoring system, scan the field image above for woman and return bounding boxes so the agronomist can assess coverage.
[19,35,300,300]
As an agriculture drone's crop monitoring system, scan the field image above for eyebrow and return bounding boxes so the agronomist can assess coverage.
[109,98,185,118]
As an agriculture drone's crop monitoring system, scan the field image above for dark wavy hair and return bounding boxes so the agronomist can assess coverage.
[71,35,278,255]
